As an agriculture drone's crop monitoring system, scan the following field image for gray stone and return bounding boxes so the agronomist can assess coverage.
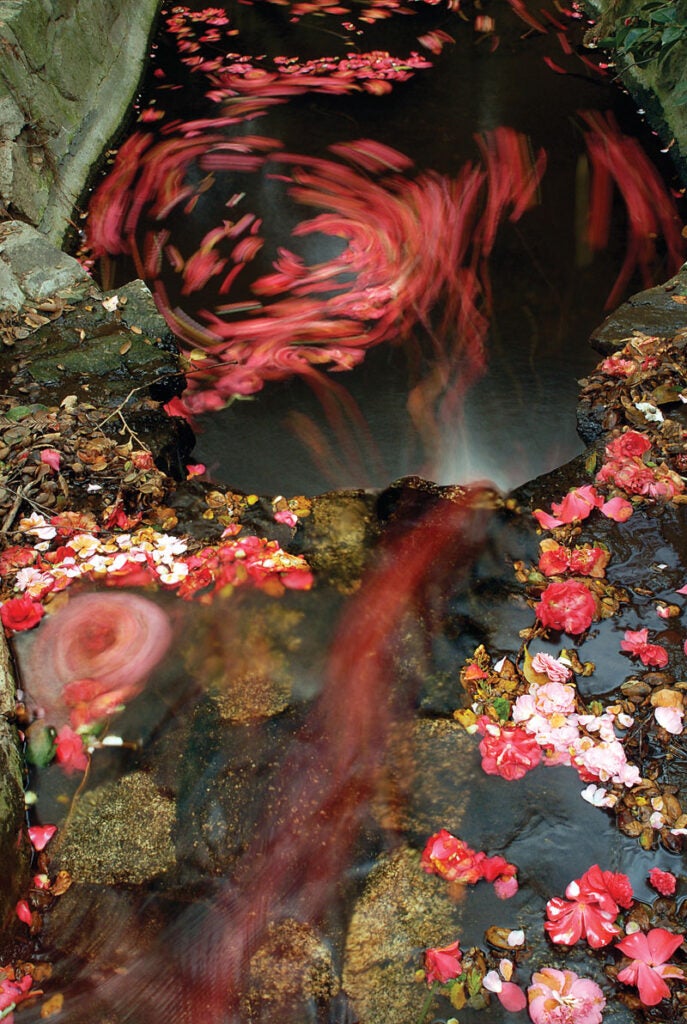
[0,0,160,245]
[0,219,92,304]
[0,254,24,308]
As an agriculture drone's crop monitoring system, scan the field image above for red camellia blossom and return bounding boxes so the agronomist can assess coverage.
[0,595,45,634]
[620,628,669,668]
[478,719,542,781]
[544,864,632,948]
[648,868,677,896]
[420,829,485,883]
[616,928,685,1005]
[424,940,462,984]
[54,725,90,774]
[606,430,652,459]
[481,854,519,899]
[536,580,596,635]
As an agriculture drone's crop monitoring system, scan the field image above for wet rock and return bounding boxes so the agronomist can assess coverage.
[5,278,182,409]
[240,919,339,1024]
[295,490,379,592]
[55,771,176,886]
[589,265,687,355]
[0,632,30,929]
[0,221,91,310]
[342,846,460,1024]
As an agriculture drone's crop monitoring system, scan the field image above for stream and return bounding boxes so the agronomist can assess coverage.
[13,2,687,1022]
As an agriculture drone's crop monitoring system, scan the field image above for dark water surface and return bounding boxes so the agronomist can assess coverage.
[91,0,685,496]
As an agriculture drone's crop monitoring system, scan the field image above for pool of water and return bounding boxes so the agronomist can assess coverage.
[88,0,685,497]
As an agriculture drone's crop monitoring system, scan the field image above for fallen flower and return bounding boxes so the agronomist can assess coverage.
[530,651,572,683]
[424,940,462,984]
[28,824,57,851]
[648,868,677,896]
[544,864,631,948]
[536,580,596,635]
[527,967,605,1024]
[482,968,526,1011]
[620,627,669,668]
[420,829,484,884]
[615,928,685,1006]
[0,595,45,634]
[480,854,519,899]
[54,725,90,774]
[0,967,35,1012]
[478,718,542,781]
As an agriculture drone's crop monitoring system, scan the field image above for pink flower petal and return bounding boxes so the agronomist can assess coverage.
[600,496,633,522]
[28,824,57,851]
[498,981,527,1011]
[15,899,32,925]
[40,448,61,472]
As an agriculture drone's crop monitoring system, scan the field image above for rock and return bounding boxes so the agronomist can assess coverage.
[0,633,30,927]
[294,490,379,592]
[342,846,460,1024]
[55,770,176,886]
[589,264,687,355]
[0,0,160,245]
[240,919,339,1024]
[0,220,91,310]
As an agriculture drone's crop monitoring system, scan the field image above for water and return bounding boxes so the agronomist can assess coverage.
[17,3,687,1021]
[86,0,685,496]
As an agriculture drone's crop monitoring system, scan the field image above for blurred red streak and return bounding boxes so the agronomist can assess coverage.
[42,489,495,1023]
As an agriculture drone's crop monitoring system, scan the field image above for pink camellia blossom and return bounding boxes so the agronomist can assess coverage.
[274,509,298,528]
[420,829,485,884]
[544,864,632,948]
[655,705,684,735]
[533,485,603,529]
[530,652,572,683]
[600,355,637,377]
[477,718,542,781]
[648,868,677,896]
[536,580,596,635]
[527,967,605,1024]
[54,725,89,774]
[28,824,57,851]
[620,628,669,668]
[605,430,652,459]
[615,928,685,1006]
[424,940,462,984]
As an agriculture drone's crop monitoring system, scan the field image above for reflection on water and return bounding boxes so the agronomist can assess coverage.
[84,0,685,496]
[18,2,687,1020]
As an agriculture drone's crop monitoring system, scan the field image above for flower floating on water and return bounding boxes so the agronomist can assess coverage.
[648,867,677,896]
[20,592,173,729]
[420,829,518,898]
[527,967,605,1024]
[53,726,90,774]
[620,627,668,668]
[424,940,462,985]
[27,824,57,851]
[536,579,596,635]
[420,829,484,884]
[544,864,632,948]
[615,928,685,1005]
[477,717,542,781]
